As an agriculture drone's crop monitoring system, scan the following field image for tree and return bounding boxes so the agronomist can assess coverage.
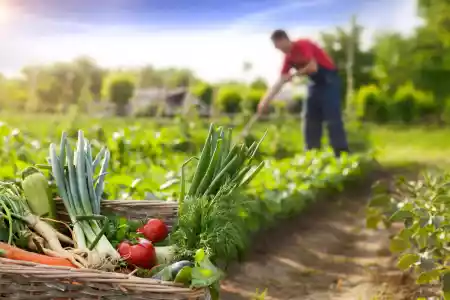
[410,0,450,115]
[163,68,196,88]
[371,33,415,91]
[78,79,93,113]
[73,56,104,101]
[108,76,135,116]
[320,20,375,104]
[138,65,164,88]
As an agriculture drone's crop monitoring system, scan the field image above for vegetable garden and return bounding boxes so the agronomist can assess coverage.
[0,115,374,299]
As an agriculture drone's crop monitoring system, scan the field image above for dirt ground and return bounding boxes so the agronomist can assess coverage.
[220,168,419,300]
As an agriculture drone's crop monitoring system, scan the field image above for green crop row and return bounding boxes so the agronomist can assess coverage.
[167,122,373,269]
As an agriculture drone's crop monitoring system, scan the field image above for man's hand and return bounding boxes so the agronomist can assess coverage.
[257,98,270,115]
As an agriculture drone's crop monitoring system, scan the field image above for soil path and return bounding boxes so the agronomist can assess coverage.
[220,168,417,300]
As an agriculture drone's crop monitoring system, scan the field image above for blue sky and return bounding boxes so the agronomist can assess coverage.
[0,0,422,83]
[12,0,357,29]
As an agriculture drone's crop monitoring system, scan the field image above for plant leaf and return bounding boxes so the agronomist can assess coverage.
[397,253,419,270]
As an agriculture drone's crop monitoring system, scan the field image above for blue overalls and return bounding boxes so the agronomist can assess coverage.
[302,65,349,157]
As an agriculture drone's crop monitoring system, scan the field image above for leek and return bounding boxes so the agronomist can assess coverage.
[50,130,119,266]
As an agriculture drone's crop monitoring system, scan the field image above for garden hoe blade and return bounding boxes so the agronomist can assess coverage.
[239,114,260,140]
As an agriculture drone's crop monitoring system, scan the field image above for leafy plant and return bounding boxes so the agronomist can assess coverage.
[366,172,450,298]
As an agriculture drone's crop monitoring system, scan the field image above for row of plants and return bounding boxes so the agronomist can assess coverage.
[366,172,450,299]
[354,83,448,124]
[0,115,370,200]
[0,120,371,299]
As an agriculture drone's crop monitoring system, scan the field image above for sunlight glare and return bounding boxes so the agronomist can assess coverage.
[0,1,11,24]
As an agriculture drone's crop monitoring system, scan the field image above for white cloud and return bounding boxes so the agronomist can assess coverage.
[227,0,332,32]
[0,0,422,85]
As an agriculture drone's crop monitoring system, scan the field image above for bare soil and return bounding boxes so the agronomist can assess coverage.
[220,167,420,300]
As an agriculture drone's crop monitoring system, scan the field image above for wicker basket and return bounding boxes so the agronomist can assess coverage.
[0,199,207,300]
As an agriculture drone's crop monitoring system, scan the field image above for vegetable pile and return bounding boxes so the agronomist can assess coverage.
[0,129,225,297]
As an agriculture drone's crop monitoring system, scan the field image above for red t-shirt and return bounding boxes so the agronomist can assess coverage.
[280,39,336,75]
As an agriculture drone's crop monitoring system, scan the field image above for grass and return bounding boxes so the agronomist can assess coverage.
[370,125,450,168]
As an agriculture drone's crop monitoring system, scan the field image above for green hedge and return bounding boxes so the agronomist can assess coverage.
[216,87,243,113]
[355,83,439,124]
[241,89,264,113]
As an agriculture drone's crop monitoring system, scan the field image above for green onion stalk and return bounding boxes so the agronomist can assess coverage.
[180,124,266,205]
[50,131,119,267]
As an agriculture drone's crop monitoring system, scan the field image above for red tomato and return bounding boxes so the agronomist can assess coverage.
[141,219,168,243]
[117,239,156,269]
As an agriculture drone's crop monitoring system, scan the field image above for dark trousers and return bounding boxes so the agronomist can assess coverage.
[302,66,349,157]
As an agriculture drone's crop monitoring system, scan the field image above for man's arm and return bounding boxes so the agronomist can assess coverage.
[296,59,318,75]
[293,40,318,76]
[261,74,290,103]
[257,74,290,114]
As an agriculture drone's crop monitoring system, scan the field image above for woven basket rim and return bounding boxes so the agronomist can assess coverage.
[0,257,201,294]
[54,197,179,205]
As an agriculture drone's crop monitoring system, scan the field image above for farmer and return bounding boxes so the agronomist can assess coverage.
[257,29,349,157]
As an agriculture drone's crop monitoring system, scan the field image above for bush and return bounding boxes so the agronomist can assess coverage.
[241,88,264,113]
[441,97,450,124]
[216,87,243,114]
[250,78,268,90]
[414,91,438,122]
[109,78,134,116]
[392,83,430,124]
[354,84,389,123]
[287,94,304,114]
[273,100,287,117]
[191,82,214,106]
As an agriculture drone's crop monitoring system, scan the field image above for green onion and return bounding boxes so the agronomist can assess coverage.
[50,131,119,265]
[185,123,266,199]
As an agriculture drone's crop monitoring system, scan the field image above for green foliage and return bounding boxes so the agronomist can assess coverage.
[345,120,372,153]
[416,90,438,121]
[250,78,268,90]
[392,83,432,124]
[191,82,214,106]
[108,76,135,116]
[320,21,375,101]
[272,101,288,119]
[442,97,450,124]
[287,94,304,114]
[355,84,389,123]
[248,150,368,222]
[216,87,243,114]
[371,33,415,90]
[241,89,264,113]
[0,79,28,110]
[366,172,450,298]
